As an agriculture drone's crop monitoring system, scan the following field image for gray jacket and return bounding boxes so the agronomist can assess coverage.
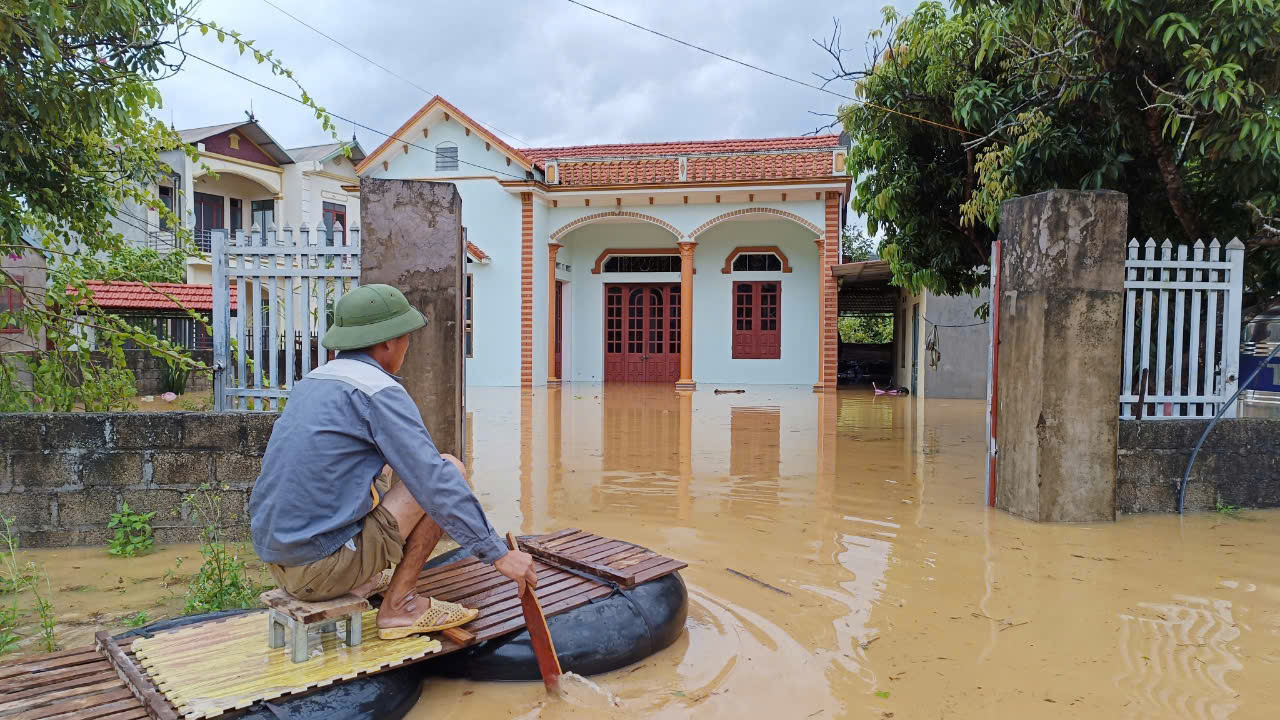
[249,353,507,567]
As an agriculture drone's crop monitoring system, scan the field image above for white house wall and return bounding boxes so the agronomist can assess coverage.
[689,220,820,385]
[554,216,820,385]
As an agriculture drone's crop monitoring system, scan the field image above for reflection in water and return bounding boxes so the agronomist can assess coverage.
[14,386,1280,719]
[436,386,1280,719]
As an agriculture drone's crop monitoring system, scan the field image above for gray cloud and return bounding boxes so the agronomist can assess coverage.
[159,1,909,152]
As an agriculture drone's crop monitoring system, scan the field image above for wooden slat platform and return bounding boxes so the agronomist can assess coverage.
[0,530,686,719]
[517,529,688,587]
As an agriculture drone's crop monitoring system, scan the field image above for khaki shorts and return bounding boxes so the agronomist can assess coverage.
[267,474,404,602]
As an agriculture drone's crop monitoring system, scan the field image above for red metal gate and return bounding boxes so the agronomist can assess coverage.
[604,284,680,382]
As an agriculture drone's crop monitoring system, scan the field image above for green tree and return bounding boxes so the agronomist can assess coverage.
[828,1,1280,316]
[842,225,879,263]
[51,245,188,286]
[0,1,339,410]
[838,315,893,344]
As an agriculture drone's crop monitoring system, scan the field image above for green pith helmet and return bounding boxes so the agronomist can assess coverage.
[322,284,427,350]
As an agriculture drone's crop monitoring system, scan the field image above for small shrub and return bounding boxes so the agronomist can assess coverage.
[124,611,149,628]
[163,357,191,395]
[174,485,270,614]
[0,516,57,654]
[1215,501,1243,518]
[107,502,156,557]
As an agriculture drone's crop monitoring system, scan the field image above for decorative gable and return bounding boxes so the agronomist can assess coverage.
[199,129,278,166]
[355,96,533,177]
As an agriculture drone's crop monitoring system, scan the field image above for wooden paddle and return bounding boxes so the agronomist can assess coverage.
[507,532,562,693]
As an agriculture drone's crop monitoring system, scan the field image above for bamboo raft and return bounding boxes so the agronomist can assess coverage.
[0,530,685,720]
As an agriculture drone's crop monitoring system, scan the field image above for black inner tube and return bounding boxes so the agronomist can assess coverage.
[422,547,688,681]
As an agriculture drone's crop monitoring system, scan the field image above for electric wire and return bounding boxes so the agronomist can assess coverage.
[257,0,530,146]
[563,0,979,137]
[184,52,530,182]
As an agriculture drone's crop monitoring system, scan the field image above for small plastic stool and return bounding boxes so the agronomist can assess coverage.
[259,589,371,663]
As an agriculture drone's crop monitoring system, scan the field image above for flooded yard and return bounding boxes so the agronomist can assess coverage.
[13,384,1280,719]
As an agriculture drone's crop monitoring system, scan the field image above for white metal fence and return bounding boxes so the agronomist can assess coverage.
[212,222,361,411]
[1120,238,1245,420]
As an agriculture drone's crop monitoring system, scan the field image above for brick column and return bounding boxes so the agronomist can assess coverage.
[813,191,841,391]
[520,192,534,388]
[547,242,562,387]
[675,240,697,390]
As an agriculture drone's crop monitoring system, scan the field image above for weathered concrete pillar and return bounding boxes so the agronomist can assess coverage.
[995,189,1127,522]
[359,178,465,456]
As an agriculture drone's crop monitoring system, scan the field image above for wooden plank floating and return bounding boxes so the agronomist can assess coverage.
[0,530,686,720]
[517,529,687,587]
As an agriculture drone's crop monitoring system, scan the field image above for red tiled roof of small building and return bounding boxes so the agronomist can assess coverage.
[523,134,842,186]
[466,241,490,262]
[522,135,840,165]
[72,281,235,312]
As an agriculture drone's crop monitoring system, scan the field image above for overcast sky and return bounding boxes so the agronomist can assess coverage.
[157,1,911,152]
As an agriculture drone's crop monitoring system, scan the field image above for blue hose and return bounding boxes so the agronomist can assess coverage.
[1177,341,1280,513]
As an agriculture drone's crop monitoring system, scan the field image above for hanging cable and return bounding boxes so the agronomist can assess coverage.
[183,52,529,182]
[563,0,979,137]
[257,0,529,146]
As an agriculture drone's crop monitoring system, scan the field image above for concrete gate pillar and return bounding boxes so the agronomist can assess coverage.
[359,178,465,456]
[995,189,1127,522]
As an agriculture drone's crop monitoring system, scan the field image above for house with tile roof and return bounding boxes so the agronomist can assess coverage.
[357,96,852,388]
[113,119,366,283]
[68,281,239,351]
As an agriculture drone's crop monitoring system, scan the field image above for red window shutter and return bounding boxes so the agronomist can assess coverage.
[758,281,781,359]
[733,282,755,358]
[731,281,781,359]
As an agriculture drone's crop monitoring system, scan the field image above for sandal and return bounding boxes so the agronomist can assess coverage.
[370,566,395,596]
[377,596,479,640]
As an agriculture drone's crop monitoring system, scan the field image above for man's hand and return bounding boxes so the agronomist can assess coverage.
[494,549,538,598]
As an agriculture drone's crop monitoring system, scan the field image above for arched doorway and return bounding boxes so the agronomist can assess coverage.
[605,284,681,382]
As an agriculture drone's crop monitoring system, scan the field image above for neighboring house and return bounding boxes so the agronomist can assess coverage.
[358,96,852,388]
[1,234,47,355]
[111,119,365,284]
[71,281,237,351]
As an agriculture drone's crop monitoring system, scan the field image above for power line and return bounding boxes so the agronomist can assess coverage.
[184,52,529,182]
[257,0,531,147]
[563,0,978,138]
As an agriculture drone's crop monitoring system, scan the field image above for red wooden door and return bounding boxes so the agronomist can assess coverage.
[604,284,680,382]
[554,281,564,378]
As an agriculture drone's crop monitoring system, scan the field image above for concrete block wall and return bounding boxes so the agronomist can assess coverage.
[112,349,214,396]
[1117,418,1280,513]
[0,412,278,547]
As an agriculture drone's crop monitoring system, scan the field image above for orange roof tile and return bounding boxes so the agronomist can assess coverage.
[525,135,842,186]
[466,241,490,262]
[522,135,841,165]
[72,281,235,312]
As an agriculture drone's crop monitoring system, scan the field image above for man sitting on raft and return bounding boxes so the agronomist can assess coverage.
[249,284,537,639]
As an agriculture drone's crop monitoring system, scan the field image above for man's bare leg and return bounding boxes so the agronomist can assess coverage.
[361,454,465,630]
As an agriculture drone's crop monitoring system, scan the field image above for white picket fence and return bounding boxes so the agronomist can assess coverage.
[212,222,361,411]
[1120,237,1245,420]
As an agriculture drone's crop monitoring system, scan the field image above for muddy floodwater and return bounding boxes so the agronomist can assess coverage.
[15,385,1280,719]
